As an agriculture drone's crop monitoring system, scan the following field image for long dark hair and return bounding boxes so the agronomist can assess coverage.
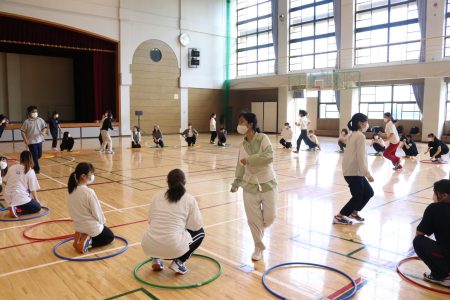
[20,151,34,174]
[347,113,368,131]
[68,162,95,194]
[384,112,397,123]
[239,112,258,132]
[165,169,186,203]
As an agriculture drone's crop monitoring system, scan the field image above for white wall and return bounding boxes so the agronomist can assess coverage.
[1,0,227,134]
[0,53,75,121]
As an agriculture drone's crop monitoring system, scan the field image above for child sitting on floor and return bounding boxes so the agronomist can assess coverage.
[308,130,321,151]
[218,127,227,147]
[413,179,450,287]
[338,129,349,153]
[401,134,418,159]
[131,126,141,148]
[60,132,74,152]
[280,122,293,149]
[371,133,386,156]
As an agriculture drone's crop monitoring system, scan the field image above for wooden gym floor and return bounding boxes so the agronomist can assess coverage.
[0,134,448,299]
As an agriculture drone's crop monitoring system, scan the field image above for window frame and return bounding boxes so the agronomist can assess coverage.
[354,0,420,65]
[359,84,422,120]
[236,0,275,77]
[318,90,339,119]
[288,0,337,71]
[445,0,450,57]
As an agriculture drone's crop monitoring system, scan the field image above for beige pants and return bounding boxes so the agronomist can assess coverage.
[101,130,112,151]
[243,188,277,251]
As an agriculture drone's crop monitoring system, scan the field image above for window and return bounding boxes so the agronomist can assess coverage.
[319,90,339,118]
[289,0,336,71]
[359,85,421,120]
[446,0,450,56]
[236,0,275,77]
[355,0,420,65]
[446,83,450,120]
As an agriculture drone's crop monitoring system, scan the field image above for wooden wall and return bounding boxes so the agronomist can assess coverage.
[188,88,222,132]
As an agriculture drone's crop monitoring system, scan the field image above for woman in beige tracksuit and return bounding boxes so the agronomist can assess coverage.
[231,112,277,261]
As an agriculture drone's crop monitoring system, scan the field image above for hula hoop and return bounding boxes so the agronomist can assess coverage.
[133,254,222,289]
[23,219,73,241]
[262,262,357,300]
[53,235,128,262]
[397,256,450,295]
[420,160,448,164]
[0,206,50,222]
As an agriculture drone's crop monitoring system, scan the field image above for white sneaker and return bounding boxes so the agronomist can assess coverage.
[106,150,114,154]
[169,259,188,274]
[251,248,263,261]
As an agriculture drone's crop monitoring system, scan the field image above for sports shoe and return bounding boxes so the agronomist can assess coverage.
[151,258,164,271]
[98,149,104,153]
[106,150,114,154]
[292,150,299,154]
[432,158,442,163]
[169,259,188,275]
[73,233,92,254]
[393,163,403,171]
[8,206,18,218]
[423,272,450,287]
[333,215,353,225]
[251,248,263,261]
[349,212,365,222]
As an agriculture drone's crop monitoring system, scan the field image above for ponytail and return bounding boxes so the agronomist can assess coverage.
[67,162,95,194]
[20,151,34,174]
[384,112,397,123]
[165,169,186,203]
[347,113,368,131]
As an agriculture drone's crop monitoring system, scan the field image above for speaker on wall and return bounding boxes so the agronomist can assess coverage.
[188,48,200,68]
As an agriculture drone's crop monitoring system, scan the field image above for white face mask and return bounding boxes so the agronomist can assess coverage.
[0,161,7,170]
[31,112,38,118]
[55,115,59,119]
[87,174,95,185]
[363,123,370,132]
[237,124,249,135]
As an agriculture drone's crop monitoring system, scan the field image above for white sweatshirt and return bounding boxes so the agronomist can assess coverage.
[210,118,216,131]
[385,121,400,144]
[67,185,106,237]
[342,131,371,178]
[141,191,203,259]
[281,127,293,142]
[4,164,40,207]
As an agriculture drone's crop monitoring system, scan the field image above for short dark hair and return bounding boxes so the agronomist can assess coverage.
[434,179,450,198]
[341,129,348,135]
[27,106,38,114]
[299,110,307,116]
[239,112,258,131]
[427,133,435,138]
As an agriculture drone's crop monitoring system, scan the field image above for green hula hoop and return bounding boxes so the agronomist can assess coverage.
[133,254,222,289]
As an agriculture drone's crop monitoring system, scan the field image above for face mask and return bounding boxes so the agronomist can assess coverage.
[363,123,369,132]
[237,125,249,135]
[87,174,95,185]
[55,115,59,119]
[0,161,7,170]
[31,112,38,118]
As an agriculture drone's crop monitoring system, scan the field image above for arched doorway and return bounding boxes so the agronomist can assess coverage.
[130,40,180,134]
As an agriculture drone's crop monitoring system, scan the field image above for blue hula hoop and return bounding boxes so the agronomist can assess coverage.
[0,206,50,222]
[53,235,128,262]
[262,262,357,300]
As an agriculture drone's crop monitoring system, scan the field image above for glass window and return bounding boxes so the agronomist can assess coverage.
[355,0,420,65]
[446,0,450,56]
[289,0,337,71]
[359,84,421,120]
[446,83,450,120]
[236,1,275,77]
[318,90,339,118]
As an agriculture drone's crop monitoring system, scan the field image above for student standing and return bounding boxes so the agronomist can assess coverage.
[181,124,199,147]
[67,162,114,253]
[425,133,449,162]
[152,125,164,148]
[293,110,313,153]
[4,151,41,218]
[141,169,204,274]
[231,112,277,261]
[413,179,450,287]
[338,129,349,153]
[280,122,293,149]
[48,111,61,151]
[383,112,402,170]
[333,113,374,225]
[20,106,47,174]
[98,111,108,148]
[100,112,114,154]
[209,113,217,144]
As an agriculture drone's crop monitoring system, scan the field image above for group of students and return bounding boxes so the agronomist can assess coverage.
[333,112,450,287]
[2,109,449,287]
[278,110,321,151]
[209,113,227,147]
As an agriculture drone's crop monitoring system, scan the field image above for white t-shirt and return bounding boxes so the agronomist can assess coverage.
[281,127,293,142]
[342,131,371,178]
[141,191,203,259]
[4,164,40,207]
[210,118,216,131]
[298,116,309,130]
[385,121,400,144]
[309,134,319,145]
[67,185,106,237]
